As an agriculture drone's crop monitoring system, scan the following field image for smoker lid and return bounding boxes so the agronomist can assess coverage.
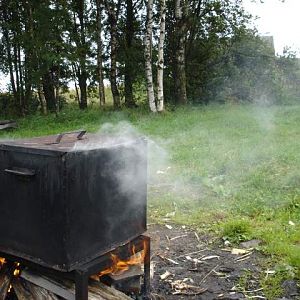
[0,130,140,155]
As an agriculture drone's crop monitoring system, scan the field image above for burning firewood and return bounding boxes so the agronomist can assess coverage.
[14,268,135,300]
[0,262,15,299]
[11,277,33,299]
[12,277,59,300]
[0,263,142,300]
[89,280,133,300]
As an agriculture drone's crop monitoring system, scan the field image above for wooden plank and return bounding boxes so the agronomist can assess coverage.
[24,278,60,300]
[21,269,74,300]
[0,121,17,130]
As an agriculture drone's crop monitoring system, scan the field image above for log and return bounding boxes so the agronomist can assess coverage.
[107,265,143,294]
[20,268,133,300]
[0,120,17,130]
[89,280,133,300]
[12,277,60,300]
[12,278,35,300]
[20,269,74,300]
[0,262,15,299]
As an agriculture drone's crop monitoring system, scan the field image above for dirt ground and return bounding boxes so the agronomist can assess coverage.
[147,224,300,300]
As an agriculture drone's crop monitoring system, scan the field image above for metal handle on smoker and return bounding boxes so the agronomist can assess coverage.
[54,130,87,144]
[4,167,36,177]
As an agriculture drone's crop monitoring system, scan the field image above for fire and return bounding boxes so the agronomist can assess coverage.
[0,257,5,266]
[0,260,21,294]
[98,243,146,278]
[14,263,20,276]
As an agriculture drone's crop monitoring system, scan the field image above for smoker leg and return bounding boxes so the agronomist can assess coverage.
[75,271,89,300]
[142,237,151,300]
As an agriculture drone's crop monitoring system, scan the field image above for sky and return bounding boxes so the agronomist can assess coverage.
[243,0,300,56]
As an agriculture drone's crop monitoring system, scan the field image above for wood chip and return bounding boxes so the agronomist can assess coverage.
[234,251,253,262]
[160,271,172,280]
[157,254,179,265]
[166,258,179,265]
[175,249,207,259]
[170,234,187,241]
[231,248,251,255]
[201,255,220,261]
[170,279,207,295]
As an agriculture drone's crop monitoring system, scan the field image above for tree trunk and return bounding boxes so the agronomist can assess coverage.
[71,2,88,110]
[0,0,20,113]
[157,0,166,112]
[145,0,156,112]
[42,72,57,113]
[17,44,26,115]
[174,0,187,105]
[124,0,135,108]
[12,43,21,114]
[37,82,47,115]
[23,0,35,113]
[71,63,80,105]
[78,73,88,109]
[2,19,18,105]
[96,0,106,107]
[105,0,121,109]
[55,86,60,115]
[78,0,88,109]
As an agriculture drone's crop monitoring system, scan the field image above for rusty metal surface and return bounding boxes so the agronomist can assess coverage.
[0,132,136,153]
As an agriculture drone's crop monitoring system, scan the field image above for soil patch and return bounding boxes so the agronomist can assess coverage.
[147,224,299,300]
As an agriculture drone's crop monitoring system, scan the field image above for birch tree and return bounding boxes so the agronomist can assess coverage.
[157,0,166,112]
[144,0,156,112]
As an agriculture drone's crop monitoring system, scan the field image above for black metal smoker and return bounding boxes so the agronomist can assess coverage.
[0,131,150,299]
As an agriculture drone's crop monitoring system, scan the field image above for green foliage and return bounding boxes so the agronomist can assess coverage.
[221,219,252,244]
[260,272,284,299]
[0,93,15,115]
[184,28,300,105]
[1,0,299,112]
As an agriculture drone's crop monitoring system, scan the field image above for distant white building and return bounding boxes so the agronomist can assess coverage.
[260,36,275,55]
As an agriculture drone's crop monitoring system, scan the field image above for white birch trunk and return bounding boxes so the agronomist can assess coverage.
[175,0,182,19]
[37,82,47,115]
[157,0,166,112]
[145,0,157,112]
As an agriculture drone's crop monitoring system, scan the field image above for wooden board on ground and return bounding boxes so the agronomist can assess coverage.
[0,120,17,130]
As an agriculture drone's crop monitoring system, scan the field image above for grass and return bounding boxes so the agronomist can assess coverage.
[1,103,300,298]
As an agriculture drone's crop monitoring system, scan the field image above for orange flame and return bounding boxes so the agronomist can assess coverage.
[98,242,147,278]
[0,257,5,266]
